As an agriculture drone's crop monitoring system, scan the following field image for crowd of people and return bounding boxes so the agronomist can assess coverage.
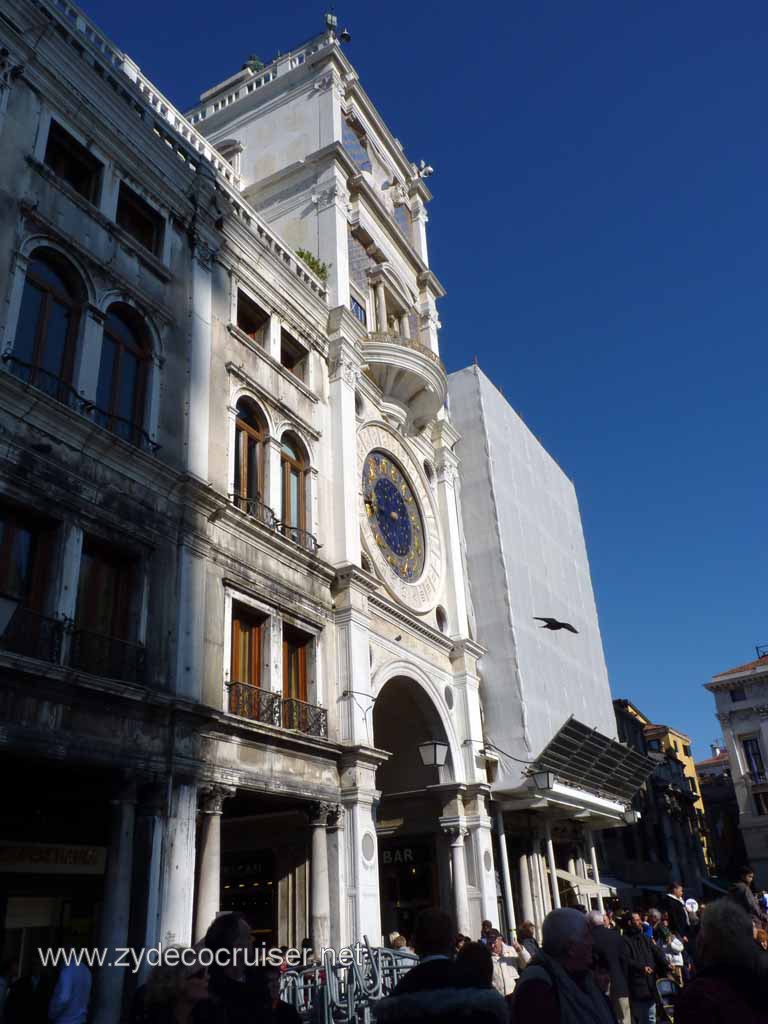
[1,866,768,1023]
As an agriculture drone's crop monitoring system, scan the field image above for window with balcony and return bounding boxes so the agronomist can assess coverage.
[280,330,307,381]
[44,120,102,203]
[278,433,314,550]
[227,603,279,726]
[116,183,164,256]
[95,303,151,449]
[743,737,766,784]
[0,507,60,662]
[10,250,85,405]
[233,398,271,525]
[282,623,323,733]
[236,290,269,344]
[72,538,144,682]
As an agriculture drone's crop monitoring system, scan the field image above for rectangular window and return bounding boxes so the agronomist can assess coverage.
[731,686,747,702]
[75,538,135,641]
[683,744,692,757]
[350,294,367,326]
[280,330,307,381]
[282,624,309,703]
[116,183,164,256]
[743,737,765,780]
[44,120,102,203]
[647,739,661,752]
[230,603,263,688]
[236,290,269,342]
[687,776,697,794]
[0,507,50,608]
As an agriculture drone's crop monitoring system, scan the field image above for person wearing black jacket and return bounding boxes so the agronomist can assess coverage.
[622,913,669,1024]
[660,882,689,940]
[587,910,630,1024]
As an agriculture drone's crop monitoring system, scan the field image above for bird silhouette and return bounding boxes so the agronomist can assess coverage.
[534,617,578,634]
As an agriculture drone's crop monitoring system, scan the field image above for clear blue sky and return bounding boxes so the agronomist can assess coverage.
[86,0,767,758]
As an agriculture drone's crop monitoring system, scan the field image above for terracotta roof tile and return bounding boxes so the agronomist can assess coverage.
[714,655,768,679]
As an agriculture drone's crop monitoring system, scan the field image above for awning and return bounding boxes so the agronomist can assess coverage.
[531,717,656,804]
[556,867,616,899]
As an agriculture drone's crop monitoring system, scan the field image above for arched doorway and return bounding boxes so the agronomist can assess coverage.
[373,676,454,941]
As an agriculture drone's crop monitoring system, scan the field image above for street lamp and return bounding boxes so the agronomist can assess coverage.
[622,808,640,826]
[530,769,556,791]
[418,740,449,768]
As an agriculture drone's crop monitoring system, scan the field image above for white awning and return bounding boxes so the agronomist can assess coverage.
[556,867,616,899]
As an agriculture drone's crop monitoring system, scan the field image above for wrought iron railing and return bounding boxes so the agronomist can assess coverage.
[231,494,278,529]
[749,769,767,785]
[227,681,281,727]
[277,522,320,554]
[227,681,327,738]
[69,628,146,683]
[0,604,64,663]
[2,354,159,453]
[283,696,328,738]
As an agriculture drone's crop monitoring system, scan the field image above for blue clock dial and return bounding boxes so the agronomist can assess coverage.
[363,450,425,581]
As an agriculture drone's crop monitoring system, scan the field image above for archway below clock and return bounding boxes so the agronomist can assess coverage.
[372,675,456,942]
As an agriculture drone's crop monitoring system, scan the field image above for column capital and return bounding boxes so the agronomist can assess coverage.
[307,801,336,826]
[199,785,236,815]
[442,824,469,845]
[326,804,345,829]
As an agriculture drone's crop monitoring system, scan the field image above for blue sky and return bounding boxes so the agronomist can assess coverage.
[86,0,767,757]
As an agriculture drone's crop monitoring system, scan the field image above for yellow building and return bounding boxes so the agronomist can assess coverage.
[644,722,712,871]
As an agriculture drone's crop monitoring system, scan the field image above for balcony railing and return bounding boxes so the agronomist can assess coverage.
[227,682,282,727]
[276,522,320,554]
[283,696,328,738]
[364,332,445,369]
[0,604,64,663]
[231,494,278,529]
[3,355,160,453]
[227,681,328,738]
[70,628,146,684]
[748,769,768,785]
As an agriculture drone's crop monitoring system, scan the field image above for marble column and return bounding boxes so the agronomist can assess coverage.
[445,827,471,936]
[544,822,561,909]
[398,313,411,339]
[93,782,137,1024]
[195,786,235,941]
[518,851,535,924]
[496,811,516,936]
[159,782,198,947]
[308,802,332,954]
[585,829,605,913]
[136,785,165,986]
[374,281,387,333]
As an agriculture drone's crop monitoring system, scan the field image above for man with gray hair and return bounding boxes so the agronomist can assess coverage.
[587,909,630,1024]
[511,908,615,1023]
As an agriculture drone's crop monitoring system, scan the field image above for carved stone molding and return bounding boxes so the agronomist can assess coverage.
[328,353,360,388]
[326,804,345,829]
[442,825,469,843]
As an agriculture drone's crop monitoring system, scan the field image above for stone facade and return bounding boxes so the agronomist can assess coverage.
[0,4,495,1020]
[706,652,768,886]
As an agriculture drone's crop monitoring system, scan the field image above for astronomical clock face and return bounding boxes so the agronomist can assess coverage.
[357,423,443,615]
[362,451,426,581]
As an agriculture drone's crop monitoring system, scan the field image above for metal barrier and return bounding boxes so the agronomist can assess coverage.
[279,940,418,1024]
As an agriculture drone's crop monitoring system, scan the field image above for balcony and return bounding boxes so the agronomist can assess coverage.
[227,681,328,738]
[0,604,64,663]
[276,523,320,555]
[69,628,146,684]
[362,331,447,431]
[231,494,277,529]
[748,769,768,785]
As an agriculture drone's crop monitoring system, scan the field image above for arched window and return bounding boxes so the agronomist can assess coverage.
[12,250,84,401]
[279,433,308,542]
[96,303,151,446]
[233,398,267,520]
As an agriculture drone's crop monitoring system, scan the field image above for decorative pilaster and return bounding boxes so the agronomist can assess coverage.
[187,242,214,482]
[327,339,364,566]
[194,785,235,941]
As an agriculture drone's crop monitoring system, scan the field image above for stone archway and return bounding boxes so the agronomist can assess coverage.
[373,676,465,940]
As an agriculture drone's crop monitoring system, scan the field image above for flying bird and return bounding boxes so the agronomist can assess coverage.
[534,617,578,634]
